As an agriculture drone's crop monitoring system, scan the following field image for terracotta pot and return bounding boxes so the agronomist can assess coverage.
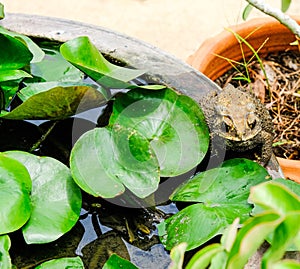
[277,158,300,183]
[187,17,300,81]
[187,17,300,182]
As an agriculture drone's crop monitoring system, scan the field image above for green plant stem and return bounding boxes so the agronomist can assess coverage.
[29,121,58,153]
[246,0,300,37]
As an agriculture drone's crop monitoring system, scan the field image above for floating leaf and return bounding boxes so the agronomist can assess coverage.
[171,158,269,203]
[159,159,269,250]
[0,26,44,63]
[110,88,209,177]
[102,254,138,269]
[0,33,33,70]
[60,36,145,88]
[4,151,82,244]
[35,256,84,269]
[1,85,106,120]
[0,153,32,234]
[158,202,251,251]
[70,126,160,198]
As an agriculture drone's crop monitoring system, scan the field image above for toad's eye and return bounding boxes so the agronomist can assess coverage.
[247,113,257,129]
[223,116,234,132]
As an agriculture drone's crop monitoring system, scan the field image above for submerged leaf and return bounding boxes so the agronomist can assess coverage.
[102,254,138,269]
[30,49,83,82]
[4,151,82,244]
[1,85,106,120]
[0,153,32,234]
[60,36,145,88]
[110,88,209,177]
[35,256,84,269]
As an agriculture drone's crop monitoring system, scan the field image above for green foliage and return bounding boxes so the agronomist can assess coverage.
[4,151,82,244]
[168,180,300,269]
[0,3,4,20]
[0,235,11,269]
[109,88,209,177]
[0,154,32,234]
[34,257,84,269]
[158,158,269,251]
[60,36,146,89]
[102,254,139,269]
[1,85,107,120]
[70,87,209,198]
[242,0,292,20]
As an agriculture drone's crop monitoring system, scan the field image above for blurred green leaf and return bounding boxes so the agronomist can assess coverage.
[227,212,282,269]
[169,243,188,269]
[0,235,11,269]
[0,3,4,20]
[281,0,292,12]
[185,244,224,269]
[242,4,253,20]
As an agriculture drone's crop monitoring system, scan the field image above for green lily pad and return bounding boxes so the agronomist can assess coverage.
[4,151,82,244]
[0,235,11,269]
[60,36,145,89]
[0,33,33,70]
[158,159,270,251]
[109,88,209,177]
[0,154,32,234]
[35,257,84,269]
[1,85,106,120]
[171,158,270,203]
[102,254,138,269]
[70,126,160,198]
[0,26,44,63]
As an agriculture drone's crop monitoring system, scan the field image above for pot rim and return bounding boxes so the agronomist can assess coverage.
[187,16,300,81]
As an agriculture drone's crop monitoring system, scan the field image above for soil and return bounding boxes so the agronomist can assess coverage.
[215,50,300,160]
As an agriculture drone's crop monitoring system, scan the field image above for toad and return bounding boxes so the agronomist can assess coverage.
[199,84,274,165]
